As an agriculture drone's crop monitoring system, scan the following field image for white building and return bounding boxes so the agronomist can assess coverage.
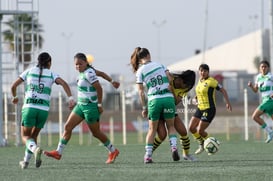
[168,29,270,74]
[167,29,270,102]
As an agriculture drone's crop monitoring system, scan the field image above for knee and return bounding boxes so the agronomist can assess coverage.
[251,113,258,121]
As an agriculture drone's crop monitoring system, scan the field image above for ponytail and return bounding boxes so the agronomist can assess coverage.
[130,47,150,73]
[37,52,51,84]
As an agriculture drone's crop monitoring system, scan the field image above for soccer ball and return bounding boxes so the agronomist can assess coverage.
[204,137,220,154]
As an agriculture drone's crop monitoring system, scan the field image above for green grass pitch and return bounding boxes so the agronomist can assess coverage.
[1,134,273,181]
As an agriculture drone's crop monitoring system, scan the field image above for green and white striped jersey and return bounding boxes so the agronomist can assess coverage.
[255,72,273,102]
[136,61,173,101]
[77,67,99,105]
[20,66,59,111]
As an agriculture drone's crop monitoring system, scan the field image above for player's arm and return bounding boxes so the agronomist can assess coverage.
[247,81,258,93]
[165,70,176,98]
[10,77,24,104]
[175,95,183,105]
[95,69,120,89]
[55,77,75,110]
[137,83,147,118]
[219,87,232,112]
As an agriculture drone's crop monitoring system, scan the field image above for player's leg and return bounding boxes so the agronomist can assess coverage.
[144,119,159,163]
[198,121,210,139]
[44,111,83,160]
[174,116,196,161]
[189,116,204,154]
[253,102,273,143]
[163,97,179,161]
[165,117,179,161]
[88,121,119,164]
[197,107,216,155]
[21,108,45,168]
[153,119,167,152]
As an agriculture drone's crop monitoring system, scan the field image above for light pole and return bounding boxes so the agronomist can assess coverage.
[153,20,167,62]
[202,0,209,64]
[270,0,273,72]
[61,32,73,82]
[249,14,259,57]
[261,0,264,60]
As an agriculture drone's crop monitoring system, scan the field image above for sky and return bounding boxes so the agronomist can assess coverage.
[36,0,269,84]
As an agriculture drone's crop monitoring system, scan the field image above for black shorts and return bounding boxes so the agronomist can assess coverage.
[193,107,216,123]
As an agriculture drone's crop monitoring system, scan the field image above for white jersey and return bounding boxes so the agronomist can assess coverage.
[255,72,273,101]
[77,67,99,105]
[136,61,173,101]
[20,66,59,111]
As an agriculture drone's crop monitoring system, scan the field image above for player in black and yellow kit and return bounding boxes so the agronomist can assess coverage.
[189,64,232,155]
[152,70,197,161]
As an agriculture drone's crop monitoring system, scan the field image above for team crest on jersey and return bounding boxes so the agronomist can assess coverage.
[88,74,97,82]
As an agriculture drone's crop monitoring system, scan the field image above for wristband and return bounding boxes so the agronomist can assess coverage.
[68,96,74,101]
[142,106,147,110]
[111,79,114,83]
[13,96,18,99]
[98,103,102,107]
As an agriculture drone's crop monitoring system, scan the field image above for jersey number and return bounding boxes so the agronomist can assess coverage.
[150,75,164,87]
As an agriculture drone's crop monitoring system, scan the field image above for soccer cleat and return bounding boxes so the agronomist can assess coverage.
[105,149,119,164]
[19,161,29,169]
[265,131,273,143]
[144,156,153,164]
[34,147,42,168]
[44,150,62,160]
[171,148,180,161]
[195,144,204,155]
[183,154,197,161]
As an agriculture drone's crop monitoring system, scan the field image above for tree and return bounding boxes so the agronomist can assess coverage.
[2,13,43,65]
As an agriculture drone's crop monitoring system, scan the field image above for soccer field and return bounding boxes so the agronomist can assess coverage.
[1,136,273,181]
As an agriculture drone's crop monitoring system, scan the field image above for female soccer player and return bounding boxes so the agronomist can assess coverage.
[152,70,196,161]
[130,47,178,163]
[248,60,273,143]
[189,64,232,155]
[44,53,119,164]
[11,52,75,169]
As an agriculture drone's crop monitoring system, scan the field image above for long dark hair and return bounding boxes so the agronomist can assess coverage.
[130,47,150,73]
[37,52,51,84]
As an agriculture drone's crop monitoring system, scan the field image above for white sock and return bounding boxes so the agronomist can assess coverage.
[56,142,65,155]
[23,149,32,162]
[105,143,116,152]
[169,135,177,150]
[265,126,272,133]
[145,145,153,157]
[26,139,37,153]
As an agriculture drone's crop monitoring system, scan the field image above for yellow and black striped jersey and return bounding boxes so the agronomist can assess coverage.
[195,77,222,110]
